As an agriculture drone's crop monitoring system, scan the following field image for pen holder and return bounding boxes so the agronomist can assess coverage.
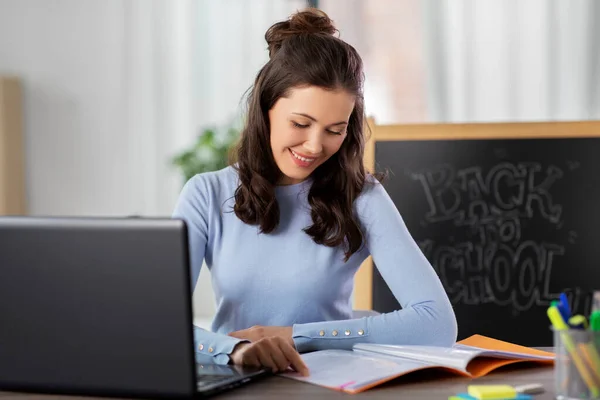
[553,328,600,400]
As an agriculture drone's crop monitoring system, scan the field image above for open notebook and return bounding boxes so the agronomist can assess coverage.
[283,335,554,394]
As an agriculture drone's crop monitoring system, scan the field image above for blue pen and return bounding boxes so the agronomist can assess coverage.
[560,292,572,317]
[557,293,571,323]
[557,302,570,324]
[552,299,569,323]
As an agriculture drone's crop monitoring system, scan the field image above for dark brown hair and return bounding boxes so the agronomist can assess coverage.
[231,8,371,261]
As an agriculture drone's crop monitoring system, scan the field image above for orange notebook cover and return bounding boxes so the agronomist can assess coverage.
[283,335,555,394]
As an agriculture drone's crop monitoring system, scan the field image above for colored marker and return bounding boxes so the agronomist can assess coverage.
[560,292,572,316]
[569,315,588,330]
[591,311,600,351]
[551,299,568,323]
[467,384,542,399]
[577,341,600,382]
[569,312,600,381]
[555,295,571,323]
[591,311,600,332]
[452,392,532,400]
[547,306,599,398]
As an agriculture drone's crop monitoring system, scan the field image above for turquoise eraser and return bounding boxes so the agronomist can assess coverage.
[453,394,476,400]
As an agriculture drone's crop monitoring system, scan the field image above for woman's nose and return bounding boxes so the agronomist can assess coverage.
[303,131,323,155]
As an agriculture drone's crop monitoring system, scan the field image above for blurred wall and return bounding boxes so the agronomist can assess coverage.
[0,1,139,216]
[0,0,306,327]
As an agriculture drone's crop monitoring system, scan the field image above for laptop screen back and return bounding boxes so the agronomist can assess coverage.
[0,217,196,398]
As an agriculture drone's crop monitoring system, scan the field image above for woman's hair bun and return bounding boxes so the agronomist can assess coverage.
[265,8,338,58]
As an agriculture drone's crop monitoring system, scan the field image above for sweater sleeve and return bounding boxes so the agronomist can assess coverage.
[172,175,247,365]
[292,179,457,353]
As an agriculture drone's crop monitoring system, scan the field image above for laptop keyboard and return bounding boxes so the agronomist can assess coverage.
[195,364,264,392]
[197,374,240,390]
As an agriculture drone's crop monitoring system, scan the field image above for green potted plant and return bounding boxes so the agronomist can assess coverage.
[172,120,241,183]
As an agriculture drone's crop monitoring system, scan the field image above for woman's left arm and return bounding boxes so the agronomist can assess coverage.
[291,179,458,353]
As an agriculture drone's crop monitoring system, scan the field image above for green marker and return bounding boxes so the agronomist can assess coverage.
[591,311,600,332]
[591,311,600,350]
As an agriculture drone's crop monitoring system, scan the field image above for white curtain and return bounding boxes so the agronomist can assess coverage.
[319,0,430,124]
[197,0,307,126]
[121,0,197,217]
[121,0,305,323]
[195,0,307,324]
[320,0,600,124]
[123,0,307,218]
[423,0,600,122]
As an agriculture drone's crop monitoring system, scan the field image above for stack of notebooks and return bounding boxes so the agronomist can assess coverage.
[283,335,555,394]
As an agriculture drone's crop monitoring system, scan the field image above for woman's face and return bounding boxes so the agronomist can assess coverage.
[268,85,355,185]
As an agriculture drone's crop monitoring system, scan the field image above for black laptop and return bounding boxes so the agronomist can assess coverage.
[0,216,270,398]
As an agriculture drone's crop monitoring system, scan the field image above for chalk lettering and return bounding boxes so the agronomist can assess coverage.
[412,163,563,225]
[411,161,570,312]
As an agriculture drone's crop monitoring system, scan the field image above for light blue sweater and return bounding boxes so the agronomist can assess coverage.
[172,166,457,365]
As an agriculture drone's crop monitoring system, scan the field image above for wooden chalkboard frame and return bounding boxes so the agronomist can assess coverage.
[0,77,26,216]
[353,119,600,310]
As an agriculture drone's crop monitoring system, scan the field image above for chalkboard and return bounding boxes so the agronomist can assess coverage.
[372,137,600,346]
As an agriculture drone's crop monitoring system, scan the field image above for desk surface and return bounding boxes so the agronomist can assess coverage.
[0,364,556,400]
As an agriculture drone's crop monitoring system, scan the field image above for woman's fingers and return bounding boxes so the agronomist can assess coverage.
[275,337,309,376]
[230,338,309,376]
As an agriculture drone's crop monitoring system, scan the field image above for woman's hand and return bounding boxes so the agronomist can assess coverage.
[228,325,294,347]
[229,337,309,376]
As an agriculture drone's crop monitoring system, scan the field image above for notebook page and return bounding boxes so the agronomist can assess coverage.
[282,349,431,393]
[353,343,477,371]
[354,335,554,370]
[457,334,555,358]
[453,344,554,360]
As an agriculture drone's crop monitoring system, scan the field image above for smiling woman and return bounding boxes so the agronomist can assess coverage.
[172,7,457,376]
[231,9,369,258]
[269,87,353,184]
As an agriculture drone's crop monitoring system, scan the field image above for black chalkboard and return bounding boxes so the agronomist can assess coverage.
[372,137,600,346]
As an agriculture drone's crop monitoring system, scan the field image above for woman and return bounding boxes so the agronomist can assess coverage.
[172,8,457,376]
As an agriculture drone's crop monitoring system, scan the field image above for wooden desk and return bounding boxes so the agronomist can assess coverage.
[0,364,556,400]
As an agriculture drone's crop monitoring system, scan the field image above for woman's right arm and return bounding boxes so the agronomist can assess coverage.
[172,176,245,365]
[172,175,308,375]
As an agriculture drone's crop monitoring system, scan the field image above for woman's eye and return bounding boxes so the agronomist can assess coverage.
[292,121,309,128]
[327,130,343,135]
